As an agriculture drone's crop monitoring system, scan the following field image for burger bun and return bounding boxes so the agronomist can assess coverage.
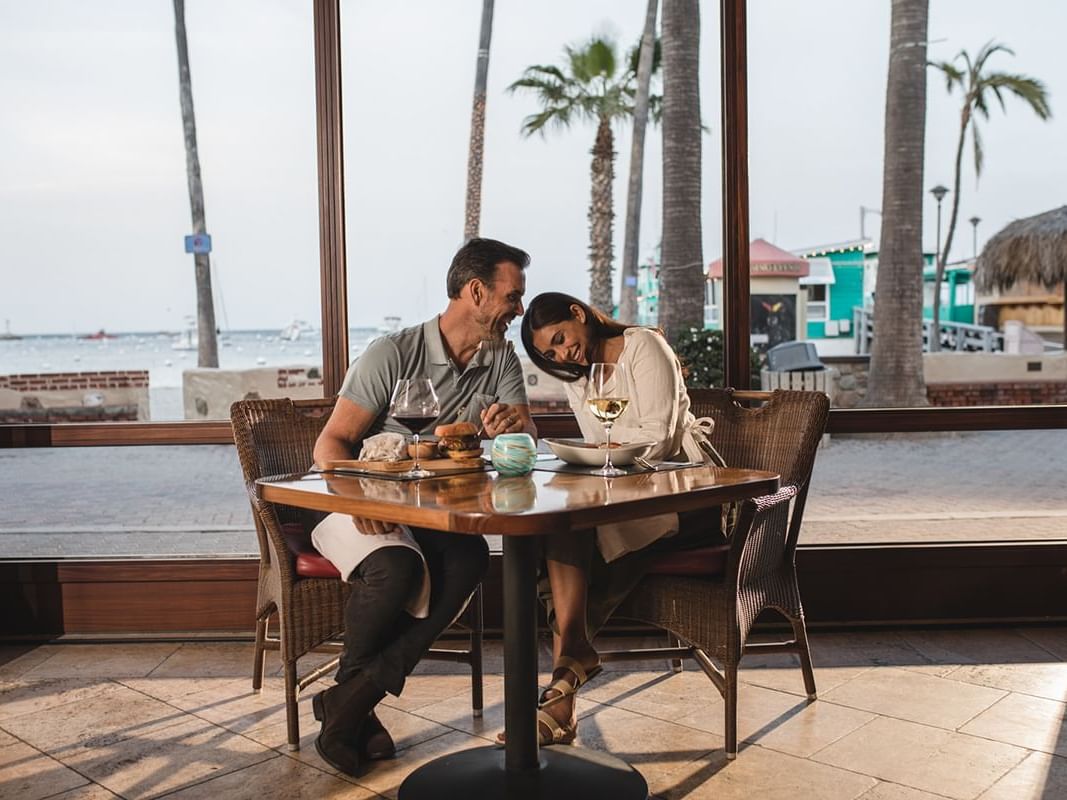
[445,448,484,461]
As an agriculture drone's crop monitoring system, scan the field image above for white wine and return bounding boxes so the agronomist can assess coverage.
[587,397,629,423]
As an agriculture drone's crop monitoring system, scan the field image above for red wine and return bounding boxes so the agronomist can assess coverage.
[394,415,436,434]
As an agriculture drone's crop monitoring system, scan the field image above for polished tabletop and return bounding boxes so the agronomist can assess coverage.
[257,465,780,535]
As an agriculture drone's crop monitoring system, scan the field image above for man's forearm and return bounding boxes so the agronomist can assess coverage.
[313,433,355,467]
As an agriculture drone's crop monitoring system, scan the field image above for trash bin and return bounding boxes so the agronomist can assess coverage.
[760,342,836,445]
[766,341,825,372]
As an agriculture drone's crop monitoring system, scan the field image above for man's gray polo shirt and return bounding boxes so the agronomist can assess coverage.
[339,316,528,437]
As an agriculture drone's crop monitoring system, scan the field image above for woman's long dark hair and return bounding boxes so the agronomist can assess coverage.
[520,292,634,382]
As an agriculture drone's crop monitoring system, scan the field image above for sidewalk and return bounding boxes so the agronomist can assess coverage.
[2,429,1065,557]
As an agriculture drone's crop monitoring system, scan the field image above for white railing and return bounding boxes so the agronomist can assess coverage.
[853,307,1004,354]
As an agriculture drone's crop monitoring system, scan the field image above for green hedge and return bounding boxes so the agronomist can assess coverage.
[672,328,763,389]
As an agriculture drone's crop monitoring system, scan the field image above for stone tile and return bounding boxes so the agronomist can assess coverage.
[1017,626,1067,660]
[977,751,1067,800]
[0,646,58,680]
[572,703,724,788]
[148,642,264,678]
[654,741,876,800]
[583,668,820,749]
[858,782,953,800]
[165,677,312,735]
[672,681,816,746]
[951,661,1067,703]
[161,752,378,799]
[2,683,186,752]
[269,648,341,678]
[377,674,478,714]
[822,667,1005,730]
[0,679,115,723]
[343,730,482,799]
[900,629,1058,678]
[18,644,180,680]
[242,706,341,774]
[398,675,506,740]
[756,700,875,759]
[961,692,1067,756]
[58,716,275,799]
[814,716,1027,800]
[807,632,930,669]
[741,657,871,696]
[118,675,245,703]
[47,785,122,800]
[0,740,88,800]
[0,728,17,748]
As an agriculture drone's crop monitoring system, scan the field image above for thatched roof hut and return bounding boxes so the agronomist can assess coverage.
[975,205,1067,348]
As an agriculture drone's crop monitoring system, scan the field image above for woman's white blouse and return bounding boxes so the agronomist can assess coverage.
[563,327,708,562]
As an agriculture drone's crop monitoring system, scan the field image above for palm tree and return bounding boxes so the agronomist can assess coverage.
[863,0,929,407]
[927,41,1051,349]
[618,0,660,324]
[657,0,703,340]
[510,37,659,314]
[173,0,218,368]
[463,0,495,242]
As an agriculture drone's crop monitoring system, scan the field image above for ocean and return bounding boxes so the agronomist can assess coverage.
[0,327,384,420]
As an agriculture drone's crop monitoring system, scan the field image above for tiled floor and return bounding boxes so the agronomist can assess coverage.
[2,627,1066,799]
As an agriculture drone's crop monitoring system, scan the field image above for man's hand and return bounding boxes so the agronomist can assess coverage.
[481,402,525,438]
[351,516,399,535]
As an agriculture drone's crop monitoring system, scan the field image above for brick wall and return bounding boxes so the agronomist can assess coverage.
[926,382,1067,407]
[0,370,149,422]
[0,371,149,391]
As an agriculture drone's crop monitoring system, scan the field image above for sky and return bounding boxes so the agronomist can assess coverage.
[1,1,1064,335]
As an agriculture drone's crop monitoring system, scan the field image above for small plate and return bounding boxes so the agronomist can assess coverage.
[543,438,654,467]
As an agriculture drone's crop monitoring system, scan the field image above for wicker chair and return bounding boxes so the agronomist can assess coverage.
[601,388,830,759]
[230,398,484,751]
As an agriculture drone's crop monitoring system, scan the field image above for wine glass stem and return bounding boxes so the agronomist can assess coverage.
[413,432,421,472]
[603,423,613,471]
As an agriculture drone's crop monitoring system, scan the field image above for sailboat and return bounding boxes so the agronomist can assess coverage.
[0,319,21,341]
[279,319,314,342]
[171,318,197,351]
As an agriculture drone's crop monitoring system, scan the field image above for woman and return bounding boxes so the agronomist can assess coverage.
[514,291,724,746]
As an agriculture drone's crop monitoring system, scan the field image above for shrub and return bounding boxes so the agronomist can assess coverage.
[671,327,762,389]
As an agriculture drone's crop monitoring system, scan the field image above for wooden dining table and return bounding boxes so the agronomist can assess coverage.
[257,462,779,800]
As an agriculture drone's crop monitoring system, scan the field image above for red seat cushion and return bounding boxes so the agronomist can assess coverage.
[281,522,342,579]
[645,544,729,577]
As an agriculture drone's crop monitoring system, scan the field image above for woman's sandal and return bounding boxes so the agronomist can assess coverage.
[537,655,603,712]
[496,655,603,747]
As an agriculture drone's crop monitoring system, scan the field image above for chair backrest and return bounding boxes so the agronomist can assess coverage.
[688,389,829,494]
[688,389,829,581]
[230,398,336,569]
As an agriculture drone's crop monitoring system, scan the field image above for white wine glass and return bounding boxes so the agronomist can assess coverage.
[585,362,630,477]
[390,378,441,479]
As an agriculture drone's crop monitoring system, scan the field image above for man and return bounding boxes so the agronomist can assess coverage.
[310,237,536,775]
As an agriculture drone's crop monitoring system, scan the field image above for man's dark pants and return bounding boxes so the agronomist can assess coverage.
[336,528,489,696]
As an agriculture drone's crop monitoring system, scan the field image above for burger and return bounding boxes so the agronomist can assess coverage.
[434,421,483,460]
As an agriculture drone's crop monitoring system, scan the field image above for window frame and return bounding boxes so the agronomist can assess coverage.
[2,0,1066,637]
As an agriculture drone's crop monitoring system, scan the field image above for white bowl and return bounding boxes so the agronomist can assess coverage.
[543,438,654,467]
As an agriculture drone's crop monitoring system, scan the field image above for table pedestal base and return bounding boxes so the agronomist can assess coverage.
[398,744,648,800]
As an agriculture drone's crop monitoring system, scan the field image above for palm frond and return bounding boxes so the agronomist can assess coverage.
[973,40,1015,73]
[972,121,984,178]
[930,60,965,93]
[985,73,1052,119]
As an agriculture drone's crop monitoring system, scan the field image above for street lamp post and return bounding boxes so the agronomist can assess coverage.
[930,185,949,264]
[969,216,981,259]
[929,185,949,352]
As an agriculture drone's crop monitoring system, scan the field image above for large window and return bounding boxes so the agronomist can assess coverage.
[749,1,1065,408]
[0,2,321,424]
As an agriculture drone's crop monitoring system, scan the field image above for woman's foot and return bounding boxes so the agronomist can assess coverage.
[537,650,602,735]
[495,650,603,747]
